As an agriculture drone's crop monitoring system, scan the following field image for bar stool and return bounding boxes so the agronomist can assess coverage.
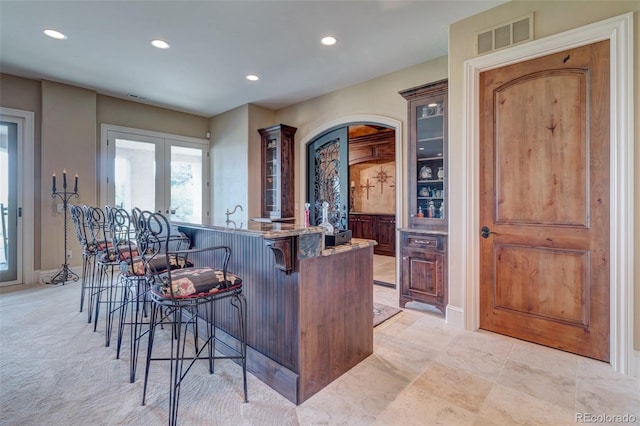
[141,212,247,426]
[106,207,148,375]
[84,205,121,345]
[69,204,97,320]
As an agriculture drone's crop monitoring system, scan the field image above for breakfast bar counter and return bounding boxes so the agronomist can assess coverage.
[176,220,375,404]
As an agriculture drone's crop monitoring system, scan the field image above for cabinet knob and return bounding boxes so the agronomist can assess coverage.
[414,239,431,245]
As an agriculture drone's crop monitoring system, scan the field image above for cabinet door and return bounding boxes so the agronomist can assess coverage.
[400,246,445,309]
[358,215,376,239]
[348,217,358,237]
[375,215,396,256]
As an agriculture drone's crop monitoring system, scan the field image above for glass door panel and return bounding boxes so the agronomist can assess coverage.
[0,121,18,283]
[115,138,158,212]
[169,145,203,223]
[416,99,445,220]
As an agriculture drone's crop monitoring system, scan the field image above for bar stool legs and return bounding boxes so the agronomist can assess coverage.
[142,290,248,426]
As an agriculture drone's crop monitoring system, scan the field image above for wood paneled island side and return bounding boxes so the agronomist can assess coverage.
[176,220,375,404]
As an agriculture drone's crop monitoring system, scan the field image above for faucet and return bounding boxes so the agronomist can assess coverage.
[225,204,243,222]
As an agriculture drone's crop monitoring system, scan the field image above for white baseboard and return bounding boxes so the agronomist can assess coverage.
[446,304,464,328]
[38,266,83,285]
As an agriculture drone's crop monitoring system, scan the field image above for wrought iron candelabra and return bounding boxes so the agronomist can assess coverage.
[49,170,79,285]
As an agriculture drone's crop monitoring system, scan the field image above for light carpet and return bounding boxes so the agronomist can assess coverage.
[0,282,300,425]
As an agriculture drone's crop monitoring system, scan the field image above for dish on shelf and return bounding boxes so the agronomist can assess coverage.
[419,165,432,179]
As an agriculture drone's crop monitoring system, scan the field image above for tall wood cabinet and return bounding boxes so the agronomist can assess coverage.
[258,124,296,220]
[398,80,448,315]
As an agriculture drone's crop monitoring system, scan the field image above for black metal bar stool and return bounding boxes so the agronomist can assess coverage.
[141,212,247,426]
[69,204,97,320]
[84,205,121,345]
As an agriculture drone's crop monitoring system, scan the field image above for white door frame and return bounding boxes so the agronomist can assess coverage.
[461,13,634,374]
[100,123,210,220]
[0,107,35,286]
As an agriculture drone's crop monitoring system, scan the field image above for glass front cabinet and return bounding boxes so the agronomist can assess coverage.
[258,124,297,220]
[400,79,448,230]
[398,80,448,316]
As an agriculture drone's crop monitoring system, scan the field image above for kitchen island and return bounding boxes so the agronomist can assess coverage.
[176,219,375,404]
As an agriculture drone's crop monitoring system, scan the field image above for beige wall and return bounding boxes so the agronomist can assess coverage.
[97,95,209,140]
[41,81,96,272]
[448,2,639,348]
[209,105,251,223]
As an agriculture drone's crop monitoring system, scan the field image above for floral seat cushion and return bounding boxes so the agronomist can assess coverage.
[120,254,195,277]
[153,267,242,298]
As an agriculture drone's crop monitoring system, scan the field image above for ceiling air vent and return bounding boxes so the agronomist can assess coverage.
[476,13,534,55]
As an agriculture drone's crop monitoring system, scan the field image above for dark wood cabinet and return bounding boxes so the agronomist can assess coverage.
[349,213,395,257]
[399,231,447,314]
[398,80,448,315]
[399,79,448,230]
[258,124,296,220]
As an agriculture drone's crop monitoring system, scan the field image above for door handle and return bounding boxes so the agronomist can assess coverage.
[481,226,497,239]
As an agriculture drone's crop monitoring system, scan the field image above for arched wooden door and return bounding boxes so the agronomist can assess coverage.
[479,40,610,361]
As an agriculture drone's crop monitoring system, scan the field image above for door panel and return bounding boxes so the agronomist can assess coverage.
[479,41,610,361]
[0,121,18,283]
[307,127,349,229]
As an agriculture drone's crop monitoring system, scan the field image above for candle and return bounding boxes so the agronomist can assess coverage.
[52,173,56,193]
[63,169,67,188]
[74,173,78,193]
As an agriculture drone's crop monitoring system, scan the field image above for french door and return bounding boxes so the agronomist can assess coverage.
[0,121,19,283]
[0,107,33,286]
[102,125,209,223]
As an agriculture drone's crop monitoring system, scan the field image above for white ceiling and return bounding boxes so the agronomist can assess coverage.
[0,0,505,117]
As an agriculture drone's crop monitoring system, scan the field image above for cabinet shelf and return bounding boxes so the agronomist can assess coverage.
[417,136,444,143]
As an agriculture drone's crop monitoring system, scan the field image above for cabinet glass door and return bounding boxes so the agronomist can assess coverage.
[415,99,445,221]
[263,137,279,217]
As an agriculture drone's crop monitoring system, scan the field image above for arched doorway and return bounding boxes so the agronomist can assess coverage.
[300,115,402,288]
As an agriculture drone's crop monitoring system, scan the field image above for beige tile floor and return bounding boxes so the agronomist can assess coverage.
[3,261,636,425]
[362,255,640,425]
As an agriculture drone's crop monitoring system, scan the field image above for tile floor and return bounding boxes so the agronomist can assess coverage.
[364,256,639,425]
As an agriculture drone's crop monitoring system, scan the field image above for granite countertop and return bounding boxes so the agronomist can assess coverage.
[174,219,325,239]
[321,238,377,256]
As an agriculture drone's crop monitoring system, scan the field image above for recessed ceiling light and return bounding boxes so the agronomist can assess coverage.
[321,36,337,46]
[246,75,259,81]
[44,29,67,40]
[151,39,170,49]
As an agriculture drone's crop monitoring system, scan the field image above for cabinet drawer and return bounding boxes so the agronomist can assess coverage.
[406,235,440,249]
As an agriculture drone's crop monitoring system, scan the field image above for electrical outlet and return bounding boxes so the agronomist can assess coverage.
[57,203,64,213]
[66,250,72,259]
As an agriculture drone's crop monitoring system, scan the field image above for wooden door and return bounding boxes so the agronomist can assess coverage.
[479,41,610,361]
